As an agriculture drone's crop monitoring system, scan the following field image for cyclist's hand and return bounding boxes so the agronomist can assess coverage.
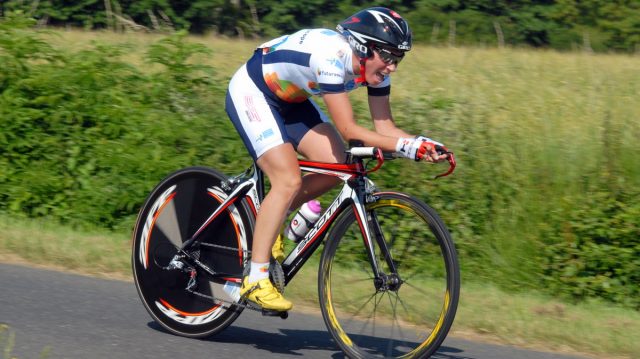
[396,137,449,163]
[415,136,449,163]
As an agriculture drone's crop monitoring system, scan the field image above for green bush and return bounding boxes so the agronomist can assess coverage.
[544,190,640,309]
[0,16,240,231]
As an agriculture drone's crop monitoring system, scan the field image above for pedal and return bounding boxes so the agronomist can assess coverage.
[261,309,289,319]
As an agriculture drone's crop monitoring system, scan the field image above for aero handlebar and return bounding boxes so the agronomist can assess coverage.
[346,146,457,179]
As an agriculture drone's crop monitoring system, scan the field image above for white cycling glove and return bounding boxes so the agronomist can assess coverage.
[396,136,444,161]
[415,136,444,147]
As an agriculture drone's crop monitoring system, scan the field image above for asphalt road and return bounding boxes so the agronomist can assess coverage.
[0,262,589,359]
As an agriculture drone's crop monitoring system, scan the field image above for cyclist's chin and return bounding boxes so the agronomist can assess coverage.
[365,71,386,86]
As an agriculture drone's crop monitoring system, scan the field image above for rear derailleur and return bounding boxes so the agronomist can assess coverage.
[164,253,198,291]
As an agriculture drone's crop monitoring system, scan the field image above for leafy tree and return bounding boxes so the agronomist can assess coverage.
[119,0,189,30]
[2,0,639,51]
[5,0,107,28]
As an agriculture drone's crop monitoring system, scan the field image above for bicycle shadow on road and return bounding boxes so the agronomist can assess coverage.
[148,321,475,358]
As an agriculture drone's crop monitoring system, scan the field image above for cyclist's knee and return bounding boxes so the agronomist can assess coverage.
[298,124,346,163]
[272,174,302,197]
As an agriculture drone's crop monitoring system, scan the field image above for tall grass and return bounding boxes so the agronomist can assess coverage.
[390,46,640,300]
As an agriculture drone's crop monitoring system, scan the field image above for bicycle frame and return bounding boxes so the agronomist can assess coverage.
[180,147,456,287]
[282,157,383,283]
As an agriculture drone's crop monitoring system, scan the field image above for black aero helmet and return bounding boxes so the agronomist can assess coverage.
[337,7,412,59]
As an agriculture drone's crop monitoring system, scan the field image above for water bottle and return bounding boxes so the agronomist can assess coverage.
[223,281,241,302]
[285,200,322,242]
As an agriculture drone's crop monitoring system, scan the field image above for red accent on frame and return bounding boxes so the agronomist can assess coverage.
[222,277,242,283]
[245,196,258,217]
[298,160,364,174]
[191,195,239,240]
[208,191,244,266]
[351,203,369,249]
[344,16,361,24]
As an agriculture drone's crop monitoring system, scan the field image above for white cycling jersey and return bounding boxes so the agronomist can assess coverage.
[256,28,390,102]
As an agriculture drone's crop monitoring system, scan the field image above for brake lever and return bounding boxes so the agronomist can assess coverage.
[434,146,456,179]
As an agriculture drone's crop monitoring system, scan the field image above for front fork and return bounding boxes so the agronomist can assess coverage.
[359,179,402,292]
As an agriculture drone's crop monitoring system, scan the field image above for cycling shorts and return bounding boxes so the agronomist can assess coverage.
[225,50,328,160]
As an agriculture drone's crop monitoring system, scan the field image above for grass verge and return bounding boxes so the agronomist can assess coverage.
[1,215,637,358]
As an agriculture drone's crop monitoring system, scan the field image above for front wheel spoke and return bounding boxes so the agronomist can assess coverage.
[401,267,427,282]
[345,291,382,305]
[389,293,415,355]
[334,293,384,333]
[393,290,424,337]
[342,275,376,286]
[403,279,444,298]
[393,291,413,320]
[386,292,407,356]
[350,291,387,345]
[341,290,381,326]
[355,293,380,339]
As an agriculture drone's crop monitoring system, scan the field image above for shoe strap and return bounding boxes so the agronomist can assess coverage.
[242,283,260,299]
[240,280,264,299]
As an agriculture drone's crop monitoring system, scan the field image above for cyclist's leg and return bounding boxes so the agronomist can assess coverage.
[284,99,346,209]
[269,124,345,264]
[226,62,301,263]
[253,144,301,264]
[292,122,345,209]
[226,63,298,311]
[238,143,299,311]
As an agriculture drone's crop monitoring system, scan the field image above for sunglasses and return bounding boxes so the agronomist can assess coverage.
[373,46,405,66]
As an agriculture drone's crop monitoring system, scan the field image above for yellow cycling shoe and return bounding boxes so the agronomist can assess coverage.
[271,234,285,263]
[240,277,293,312]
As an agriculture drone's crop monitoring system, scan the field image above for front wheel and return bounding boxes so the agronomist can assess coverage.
[132,167,254,338]
[318,192,460,358]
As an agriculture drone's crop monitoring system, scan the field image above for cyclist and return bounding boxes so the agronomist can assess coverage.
[225,7,449,312]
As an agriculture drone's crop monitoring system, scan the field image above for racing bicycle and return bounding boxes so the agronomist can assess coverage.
[132,142,460,358]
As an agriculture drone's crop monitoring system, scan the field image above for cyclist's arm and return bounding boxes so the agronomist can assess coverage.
[368,93,448,162]
[367,94,413,138]
[322,92,399,152]
[324,92,446,162]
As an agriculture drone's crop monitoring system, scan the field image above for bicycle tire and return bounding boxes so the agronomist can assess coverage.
[318,192,460,358]
[132,166,254,338]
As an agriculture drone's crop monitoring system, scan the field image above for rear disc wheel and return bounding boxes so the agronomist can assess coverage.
[132,167,254,338]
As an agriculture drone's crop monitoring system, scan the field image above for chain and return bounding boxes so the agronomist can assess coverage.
[197,242,251,255]
[179,257,285,315]
[175,246,287,317]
